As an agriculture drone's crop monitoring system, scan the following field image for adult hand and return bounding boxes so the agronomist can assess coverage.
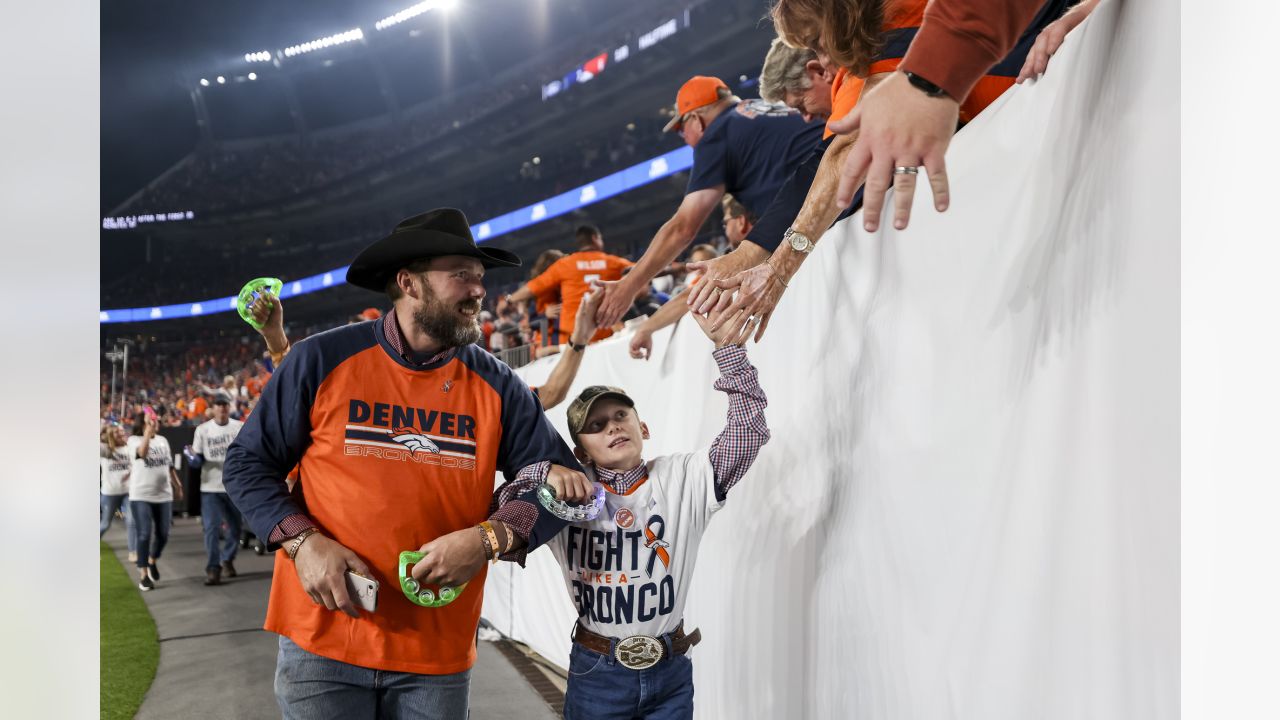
[692,305,758,348]
[571,284,603,345]
[830,71,959,232]
[545,463,594,504]
[629,328,654,360]
[707,262,788,343]
[685,243,769,315]
[409,528,488,589]
[143,415,159,437]
[593,278,638,329]
[293,533,373,618]
[545,303,562,320]
[1016,0,1097,83]
[248,292,283,335]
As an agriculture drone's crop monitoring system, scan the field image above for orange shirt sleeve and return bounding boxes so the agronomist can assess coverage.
[525,258,567,296]
[824,69,865,140]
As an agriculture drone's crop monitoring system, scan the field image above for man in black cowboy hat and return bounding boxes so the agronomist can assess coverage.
[225,208,590,719]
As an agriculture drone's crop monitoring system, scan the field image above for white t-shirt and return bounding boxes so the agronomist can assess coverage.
[100,443,132,496]
[192,418,244,493]
[127,434,174,503]
[546,450,723,639]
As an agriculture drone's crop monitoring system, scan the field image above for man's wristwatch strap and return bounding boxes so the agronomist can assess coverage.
[903,71,950,98]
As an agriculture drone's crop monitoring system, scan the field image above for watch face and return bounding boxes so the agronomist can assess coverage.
[790,232,808,251]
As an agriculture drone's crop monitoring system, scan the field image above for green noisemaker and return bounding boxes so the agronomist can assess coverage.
[236,277,284,329]
[398,551,466,608]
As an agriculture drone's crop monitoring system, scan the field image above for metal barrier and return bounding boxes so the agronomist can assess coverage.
[494,317,551,370]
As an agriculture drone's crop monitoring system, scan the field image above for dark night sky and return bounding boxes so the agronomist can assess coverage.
[100,0,409,212]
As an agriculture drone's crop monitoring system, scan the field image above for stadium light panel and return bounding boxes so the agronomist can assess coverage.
[375,0,457,31]
[283,28,363,58]
[199,78,210,87]
[248,72,257,80]
[216,76,226,84]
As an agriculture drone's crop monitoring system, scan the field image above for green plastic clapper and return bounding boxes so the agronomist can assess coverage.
[236,277,284,329]
[398,551,466,608]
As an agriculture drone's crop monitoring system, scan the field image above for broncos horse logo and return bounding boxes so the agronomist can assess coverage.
[390,427,441,454]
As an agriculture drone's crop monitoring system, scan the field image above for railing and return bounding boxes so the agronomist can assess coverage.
[495,318,550,370]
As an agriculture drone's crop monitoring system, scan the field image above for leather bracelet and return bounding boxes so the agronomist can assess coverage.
[479,521,501,564]
[476,526,495,561]
[286,527,319,560]
[568,340,587,352]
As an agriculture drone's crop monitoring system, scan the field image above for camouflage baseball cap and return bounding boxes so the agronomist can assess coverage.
[566,385,635,442]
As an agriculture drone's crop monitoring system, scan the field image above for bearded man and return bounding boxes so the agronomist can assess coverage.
[224,208,588,720]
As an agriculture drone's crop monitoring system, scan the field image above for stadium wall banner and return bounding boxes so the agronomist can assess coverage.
[99,145,693,323]
[484,1,1177,717]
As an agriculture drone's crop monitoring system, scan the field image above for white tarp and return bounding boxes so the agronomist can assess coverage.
[483,0,1178,716]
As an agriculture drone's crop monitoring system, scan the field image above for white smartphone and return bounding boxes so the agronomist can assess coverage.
[345,570,379,613]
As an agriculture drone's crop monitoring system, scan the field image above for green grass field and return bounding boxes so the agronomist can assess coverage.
[101,541,159,720]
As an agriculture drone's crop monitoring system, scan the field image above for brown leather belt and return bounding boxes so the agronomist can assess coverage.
[572,621,702,670]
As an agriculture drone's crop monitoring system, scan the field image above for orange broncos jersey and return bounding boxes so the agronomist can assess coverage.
[525,250,633,341]
[224,318,578,674]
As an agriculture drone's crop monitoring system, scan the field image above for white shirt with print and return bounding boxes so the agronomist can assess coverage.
[127,435,174,503]
[192,418,244,493]
[545,450,723,640]
[100,443,132,496]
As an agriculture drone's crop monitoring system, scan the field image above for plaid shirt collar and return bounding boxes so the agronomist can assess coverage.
[382,308,456,367]
[592,461,648,494]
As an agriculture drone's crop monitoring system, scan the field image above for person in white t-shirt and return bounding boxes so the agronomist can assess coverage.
[100,422,136,561]
[127,414,185,592]
[189,396,245,586]
[496,306,770,719]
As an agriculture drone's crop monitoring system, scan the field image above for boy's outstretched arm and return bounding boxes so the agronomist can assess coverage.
[690,309,770,502]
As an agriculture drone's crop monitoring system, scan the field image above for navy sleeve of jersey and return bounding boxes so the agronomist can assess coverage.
[459,347,584,551]
[224,325,373,547]
[686,123,730,195]
[745,137,866,252]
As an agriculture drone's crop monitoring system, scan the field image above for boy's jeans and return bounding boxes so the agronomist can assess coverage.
[274,636,471,720]
[563,643,694,720]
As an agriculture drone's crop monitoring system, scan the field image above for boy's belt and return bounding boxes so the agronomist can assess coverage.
[572,621,702,671]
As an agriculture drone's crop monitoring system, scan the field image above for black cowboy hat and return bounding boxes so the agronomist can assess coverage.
[346,208,521,292]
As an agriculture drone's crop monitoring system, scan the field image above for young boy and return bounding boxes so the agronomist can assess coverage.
[500,307,769,719]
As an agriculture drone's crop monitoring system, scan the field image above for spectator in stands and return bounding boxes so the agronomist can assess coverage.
[1016,0,1101,83]
[529,287,604,411]
[224,208,586,718]
[594,75,823,327]
[128,414,184,591]
[820,0,1057,231]
[100,422,136,562]
[632,195,756,360]
[689,0,1066,337]
[495,303,767,720]
[189,396,245,586]
[760,38,836,122]
[506,224,634,344]
[527,249,565,345]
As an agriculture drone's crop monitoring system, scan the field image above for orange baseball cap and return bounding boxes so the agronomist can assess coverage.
[663,75,730,132]
[359,307,382,321]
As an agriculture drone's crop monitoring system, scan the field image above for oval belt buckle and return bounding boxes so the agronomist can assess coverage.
[614,634,663,670]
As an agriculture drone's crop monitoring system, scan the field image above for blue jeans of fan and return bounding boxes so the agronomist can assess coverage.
[100,493,136,553]
[563,644,695,720]
[274,636,472,720]
[129,500,172,568]
[201,491,241,571]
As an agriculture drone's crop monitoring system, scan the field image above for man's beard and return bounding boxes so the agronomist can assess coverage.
[412,288,482,349]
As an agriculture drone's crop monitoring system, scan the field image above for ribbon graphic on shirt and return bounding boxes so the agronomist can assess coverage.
[643,515,670,577]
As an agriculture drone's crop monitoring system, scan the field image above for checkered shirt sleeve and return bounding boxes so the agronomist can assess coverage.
[707,345,770,501]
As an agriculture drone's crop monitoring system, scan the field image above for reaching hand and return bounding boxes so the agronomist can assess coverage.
[685,245,768,315]
[409,528,488,590]
[707,262,788,343]
[248,292,283,336]
[545,463,594,504]
[572,284,603,345]
[629,328,654,360]
[545,303,562,320]
[691,304,758,349]
[593,279,638,329]
[293,533,373,618]
[1015,0,1097,83]
[830,71,959,232]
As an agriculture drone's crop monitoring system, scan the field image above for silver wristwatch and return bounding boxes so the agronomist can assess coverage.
[783,228,815,254]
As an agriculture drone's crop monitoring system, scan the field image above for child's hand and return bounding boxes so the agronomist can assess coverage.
[546,464,594,504]
[692,306,758,349]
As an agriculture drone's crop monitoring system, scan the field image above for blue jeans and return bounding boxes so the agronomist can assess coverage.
[201,492,241,571]
[274,636,471,720]
[563,644,695,720]
[130,501,172,568]
[100,493,136,553]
